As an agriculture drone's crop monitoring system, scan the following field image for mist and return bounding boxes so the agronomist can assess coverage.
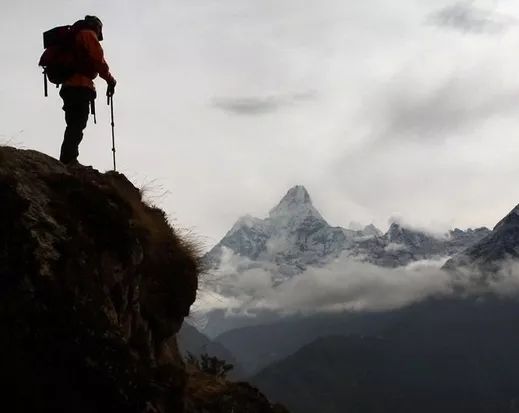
[194,248,519,320]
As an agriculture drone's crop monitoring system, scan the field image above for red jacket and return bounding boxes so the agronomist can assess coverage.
[63,29,115,91]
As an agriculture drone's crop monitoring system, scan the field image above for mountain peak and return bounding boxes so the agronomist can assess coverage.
[228,214,266,235]
[268,185,324,222]
[387,221,402,231]
[493,203,519,231]
[363,224,382,237]
[281,185,312,205]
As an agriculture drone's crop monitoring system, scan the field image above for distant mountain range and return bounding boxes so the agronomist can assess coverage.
[215,311,400,376]
[198,185,491,337]
[250,298,519,413]
[177,322,243,378]
[214,198,519,413]
[444,203,519,273]
[205,185,490,274]
[195,185,508,341]
[178,322,235,364]
[182,186,519,413]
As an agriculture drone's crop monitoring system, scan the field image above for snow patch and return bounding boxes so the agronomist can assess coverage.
[385,243,409,253]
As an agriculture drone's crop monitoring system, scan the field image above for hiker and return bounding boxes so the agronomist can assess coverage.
[58,16,117,165]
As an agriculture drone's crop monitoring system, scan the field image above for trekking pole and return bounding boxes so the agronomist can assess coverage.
[43,70,48,97]
[108,95,117,171]
[91,99,97,124]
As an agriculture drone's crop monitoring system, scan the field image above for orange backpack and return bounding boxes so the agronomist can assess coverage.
[38,25,78,95]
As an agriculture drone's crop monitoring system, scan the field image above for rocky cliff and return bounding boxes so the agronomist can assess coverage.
[0,146,285,413]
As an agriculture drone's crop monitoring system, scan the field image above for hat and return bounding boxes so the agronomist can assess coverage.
[84,15,103,41]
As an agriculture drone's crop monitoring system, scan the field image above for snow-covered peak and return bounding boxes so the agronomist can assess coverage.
[228,214,266,235]
[386,222,403,241]
[493,203,519,231]
[269,185,325,223]
[205,185,492,273]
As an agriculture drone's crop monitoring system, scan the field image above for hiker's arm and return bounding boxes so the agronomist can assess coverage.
[80,30,116,83]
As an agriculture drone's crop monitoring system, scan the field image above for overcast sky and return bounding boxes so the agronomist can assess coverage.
[3,0,519,249]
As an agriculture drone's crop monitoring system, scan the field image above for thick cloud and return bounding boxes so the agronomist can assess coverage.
[196,250,519,319]
[196,249,453,316]
[429,2,517,34]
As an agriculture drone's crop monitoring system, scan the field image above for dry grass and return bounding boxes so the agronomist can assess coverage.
[106,171,203,275]
[184,363,229,404]
[92,170,204,339]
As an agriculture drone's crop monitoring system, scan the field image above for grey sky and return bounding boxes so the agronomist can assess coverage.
[3,0,519,249]
[213,92,317,115]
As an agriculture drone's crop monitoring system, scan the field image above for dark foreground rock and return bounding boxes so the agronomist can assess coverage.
[0,147,284,413]
[185,367,289,413]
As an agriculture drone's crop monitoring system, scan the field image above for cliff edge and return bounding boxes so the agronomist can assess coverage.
[0,146,286,413]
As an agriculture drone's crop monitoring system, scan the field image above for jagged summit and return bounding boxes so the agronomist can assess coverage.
[204,185,343,272]
[271,185,312,211]
[363,224,382,237]
[229,214,265,235]
[386,222,404,240]
[445,203,519,272]
[493,203,519,232]
[269,185,325,224]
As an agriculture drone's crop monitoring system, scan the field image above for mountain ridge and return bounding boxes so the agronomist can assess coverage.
[250,297,519,413]
[445,202,519,272]
[205,185,491,272]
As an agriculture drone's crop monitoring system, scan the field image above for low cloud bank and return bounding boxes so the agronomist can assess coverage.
[195,248,519,318]
[197,249,452,316]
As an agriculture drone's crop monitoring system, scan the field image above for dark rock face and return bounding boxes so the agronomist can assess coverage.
[444,205,519,273]
[0,147,199,412]
[0,147,284,413]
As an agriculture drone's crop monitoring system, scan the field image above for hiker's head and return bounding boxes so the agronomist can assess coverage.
[84,15,103,41]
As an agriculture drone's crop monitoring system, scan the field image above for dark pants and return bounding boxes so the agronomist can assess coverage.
[60,87,96,164]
